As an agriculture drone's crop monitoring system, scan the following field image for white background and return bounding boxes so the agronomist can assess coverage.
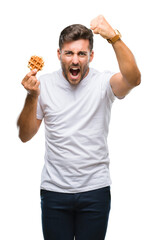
[0,0,157,239]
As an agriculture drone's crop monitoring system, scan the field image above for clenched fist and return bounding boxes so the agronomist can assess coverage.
[90,15,116,40]
[22,69,40,97]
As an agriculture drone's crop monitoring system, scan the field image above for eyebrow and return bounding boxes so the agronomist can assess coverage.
[64,50,73,53]
[79,51,88,54]
[64,50,88,54]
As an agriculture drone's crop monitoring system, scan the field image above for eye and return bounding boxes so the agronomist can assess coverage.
[65,51,73,56]
[78,52,87,56]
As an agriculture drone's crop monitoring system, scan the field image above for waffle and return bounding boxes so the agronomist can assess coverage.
[28,55,44,71]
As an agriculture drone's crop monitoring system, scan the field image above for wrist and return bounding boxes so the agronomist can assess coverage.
[107,29,122,44]
[108,29,116,39]
[27,91,39,100]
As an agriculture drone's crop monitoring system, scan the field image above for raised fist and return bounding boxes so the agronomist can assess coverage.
[90,15,115,39]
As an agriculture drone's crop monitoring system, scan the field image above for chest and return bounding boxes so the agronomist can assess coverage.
[40,80,110,134]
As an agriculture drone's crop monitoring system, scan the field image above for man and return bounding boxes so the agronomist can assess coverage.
[17,15,141,240]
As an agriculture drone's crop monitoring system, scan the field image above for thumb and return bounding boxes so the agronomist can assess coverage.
[31,68,38,76]
[90,17,97,30]
[92,28,99,35]
[90,23,95,31]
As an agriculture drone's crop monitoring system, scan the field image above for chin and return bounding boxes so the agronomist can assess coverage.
[68,78,81,85]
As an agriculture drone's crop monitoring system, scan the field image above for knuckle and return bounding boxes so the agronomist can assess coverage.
[26,73,31,79]
[30,76,37,82]
[23,84,28,90]
[29,76,33,81]
[22,81,26,87]
[98,15,104,24]
[32,87,37,91]
[26,71,34,79]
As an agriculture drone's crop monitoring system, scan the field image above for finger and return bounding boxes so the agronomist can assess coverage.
[22,69,38,84]
[90,21,97,30]
[90,15,101,30]
[22,76,34,87]
[93,29,99,34]
[28,81,40,91]
[22,76,38,90]
[29,79,40,88]
[27,81,40,95]
[34,80,40,89]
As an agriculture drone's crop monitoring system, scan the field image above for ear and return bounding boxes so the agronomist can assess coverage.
[89,50,94,63]
[57,48,61,60]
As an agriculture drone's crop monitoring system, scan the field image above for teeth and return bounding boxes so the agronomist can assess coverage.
[71,68,79,70]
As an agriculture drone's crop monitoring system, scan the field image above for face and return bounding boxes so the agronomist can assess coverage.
[57,39,94,85]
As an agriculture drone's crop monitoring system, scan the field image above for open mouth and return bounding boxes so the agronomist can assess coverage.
[69,67,80,77]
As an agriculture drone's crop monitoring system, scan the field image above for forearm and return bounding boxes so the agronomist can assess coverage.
[112,39,141,86]
[17,94,39,142]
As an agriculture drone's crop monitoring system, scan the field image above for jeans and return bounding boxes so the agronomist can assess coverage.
[40,186,111,240]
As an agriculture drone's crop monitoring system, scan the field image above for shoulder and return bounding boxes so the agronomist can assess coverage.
[90,68,116,102]
[90,68,115,88]
[100,70,115,80]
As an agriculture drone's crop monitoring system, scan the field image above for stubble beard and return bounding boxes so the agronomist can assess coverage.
[60,60,90,85]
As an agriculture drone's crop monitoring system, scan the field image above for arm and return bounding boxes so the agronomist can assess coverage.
[17,69,42,142]
[90,15,141,98]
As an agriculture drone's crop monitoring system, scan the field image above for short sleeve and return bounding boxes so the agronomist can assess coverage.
[36,95,44,120]
[36,77,44,120]
[101,71,116,103]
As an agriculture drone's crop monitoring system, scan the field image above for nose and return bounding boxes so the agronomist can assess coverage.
[72,54,79,65]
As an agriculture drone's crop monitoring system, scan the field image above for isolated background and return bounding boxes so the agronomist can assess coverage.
[0,0,157,239]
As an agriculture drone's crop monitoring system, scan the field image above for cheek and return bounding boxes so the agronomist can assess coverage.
[81,59,90,68]
[61,59,68,68]
[62,58,71,67]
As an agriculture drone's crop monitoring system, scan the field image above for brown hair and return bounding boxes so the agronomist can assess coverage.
[59,24,93,52]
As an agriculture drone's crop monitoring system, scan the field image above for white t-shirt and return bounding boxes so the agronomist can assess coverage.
[37,68,116,193]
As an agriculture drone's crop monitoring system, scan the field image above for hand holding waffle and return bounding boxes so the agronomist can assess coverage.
[21,56,44,97]
[22,69,40,97]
